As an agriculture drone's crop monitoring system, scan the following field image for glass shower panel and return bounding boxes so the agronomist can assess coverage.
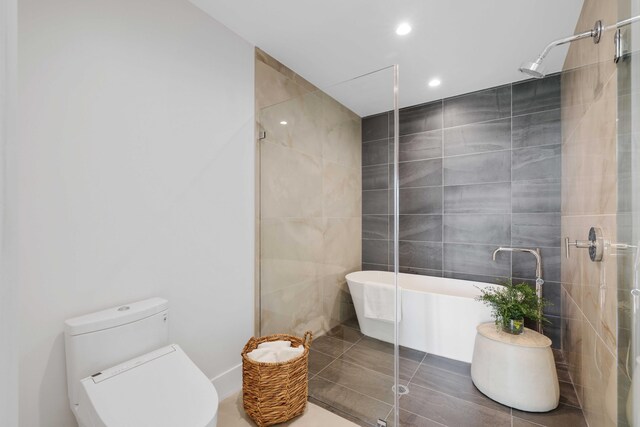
[617,0,640,424]
[258,88,337,338]
[257,65,400,426]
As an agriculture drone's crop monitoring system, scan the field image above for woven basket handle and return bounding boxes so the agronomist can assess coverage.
[242,336,257,356]
[303,331,313,349]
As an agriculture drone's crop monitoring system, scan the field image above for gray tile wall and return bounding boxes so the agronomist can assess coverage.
[361,74,562,346]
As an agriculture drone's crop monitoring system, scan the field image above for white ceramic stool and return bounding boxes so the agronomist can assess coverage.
[471,323,559,412]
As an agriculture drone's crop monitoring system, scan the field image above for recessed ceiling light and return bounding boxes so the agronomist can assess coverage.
[395,23,412,36]
[280,121,288,125]
[428,78,441,88]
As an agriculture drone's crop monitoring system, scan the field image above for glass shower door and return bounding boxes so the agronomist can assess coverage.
[256,59,400,426]
[617,0,640,424]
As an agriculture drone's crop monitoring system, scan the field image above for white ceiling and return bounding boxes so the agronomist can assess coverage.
[191,0,584,116]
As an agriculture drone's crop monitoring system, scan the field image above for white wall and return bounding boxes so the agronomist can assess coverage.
[1,0,18,425]
[15,0,254,425]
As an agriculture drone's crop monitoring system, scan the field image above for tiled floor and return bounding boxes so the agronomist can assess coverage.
[218,392,359,426]
[308,320,587,427]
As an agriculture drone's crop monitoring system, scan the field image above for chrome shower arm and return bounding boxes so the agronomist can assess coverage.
[534,29,595,64]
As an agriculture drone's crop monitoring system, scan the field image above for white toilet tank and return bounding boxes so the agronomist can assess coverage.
[64,298,169,409]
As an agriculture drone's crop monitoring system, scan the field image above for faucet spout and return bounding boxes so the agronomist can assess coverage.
[492,247,542,279]
[491,246,544,333]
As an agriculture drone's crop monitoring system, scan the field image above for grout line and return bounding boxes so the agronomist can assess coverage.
[374,138,558,165]
[510,82,514,281]
[391,180,513,190]
[511,141,561,152]
[310,344,349,360]
[391,156,445,164]
[441,102,445,247]
[558,292,595,416]
[362,136,391,146]
[408,355,513,412]
[405,352,427,387]
[313,336,362,378]
[442,148,510,160]
[371,241,562,250]
[403,380,512,419]
[510,106,561,120]
[413,357,472,382]
[320,350,405,384]
[396,115,512,138]
[312,375,395,408]
[387,141,559,162]
[561,286,618,361]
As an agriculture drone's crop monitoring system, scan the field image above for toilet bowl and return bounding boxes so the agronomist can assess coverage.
[65,298,218,427]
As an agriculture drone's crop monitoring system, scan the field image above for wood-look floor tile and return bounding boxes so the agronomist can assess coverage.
[316,359,399,404]
[399,383,512,427]
[341,343,421,381]
[420,354,471,377]
[410,364,510,413]
[325,325,364,343]
[309,349,335,374]
[356,336,426,362]
[321,323,587,427]
[308,377,393,426]
[311,336,354,358]
[512,403,587,427]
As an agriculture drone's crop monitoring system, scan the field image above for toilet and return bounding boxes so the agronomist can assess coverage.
[64,297,218,427]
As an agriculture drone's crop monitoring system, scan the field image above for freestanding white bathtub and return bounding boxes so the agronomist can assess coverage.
[346,270,500,363]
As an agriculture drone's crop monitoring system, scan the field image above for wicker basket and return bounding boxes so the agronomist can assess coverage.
[241,331,313,427]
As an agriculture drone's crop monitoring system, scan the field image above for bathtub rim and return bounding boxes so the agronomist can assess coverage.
[346,270,503,301]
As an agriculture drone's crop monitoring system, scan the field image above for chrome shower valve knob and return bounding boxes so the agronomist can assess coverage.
[565,226,604,262]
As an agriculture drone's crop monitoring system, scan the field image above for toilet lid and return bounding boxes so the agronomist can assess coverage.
[79,344,218,427]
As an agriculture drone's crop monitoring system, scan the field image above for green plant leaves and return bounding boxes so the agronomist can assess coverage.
[475,280,550,330]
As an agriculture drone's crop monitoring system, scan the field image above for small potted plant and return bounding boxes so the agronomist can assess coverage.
[476,281,549,335]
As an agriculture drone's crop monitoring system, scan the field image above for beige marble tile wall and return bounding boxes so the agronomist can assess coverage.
[561,0,622,425]
[255,49,362,337]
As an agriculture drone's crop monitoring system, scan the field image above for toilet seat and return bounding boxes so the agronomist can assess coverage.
[75,344,218,427]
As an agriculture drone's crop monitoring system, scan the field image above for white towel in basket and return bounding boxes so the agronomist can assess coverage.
[257,340,291,349]
[247,344,303,363]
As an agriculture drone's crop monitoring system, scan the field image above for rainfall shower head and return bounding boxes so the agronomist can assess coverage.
[519,60,546,79]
